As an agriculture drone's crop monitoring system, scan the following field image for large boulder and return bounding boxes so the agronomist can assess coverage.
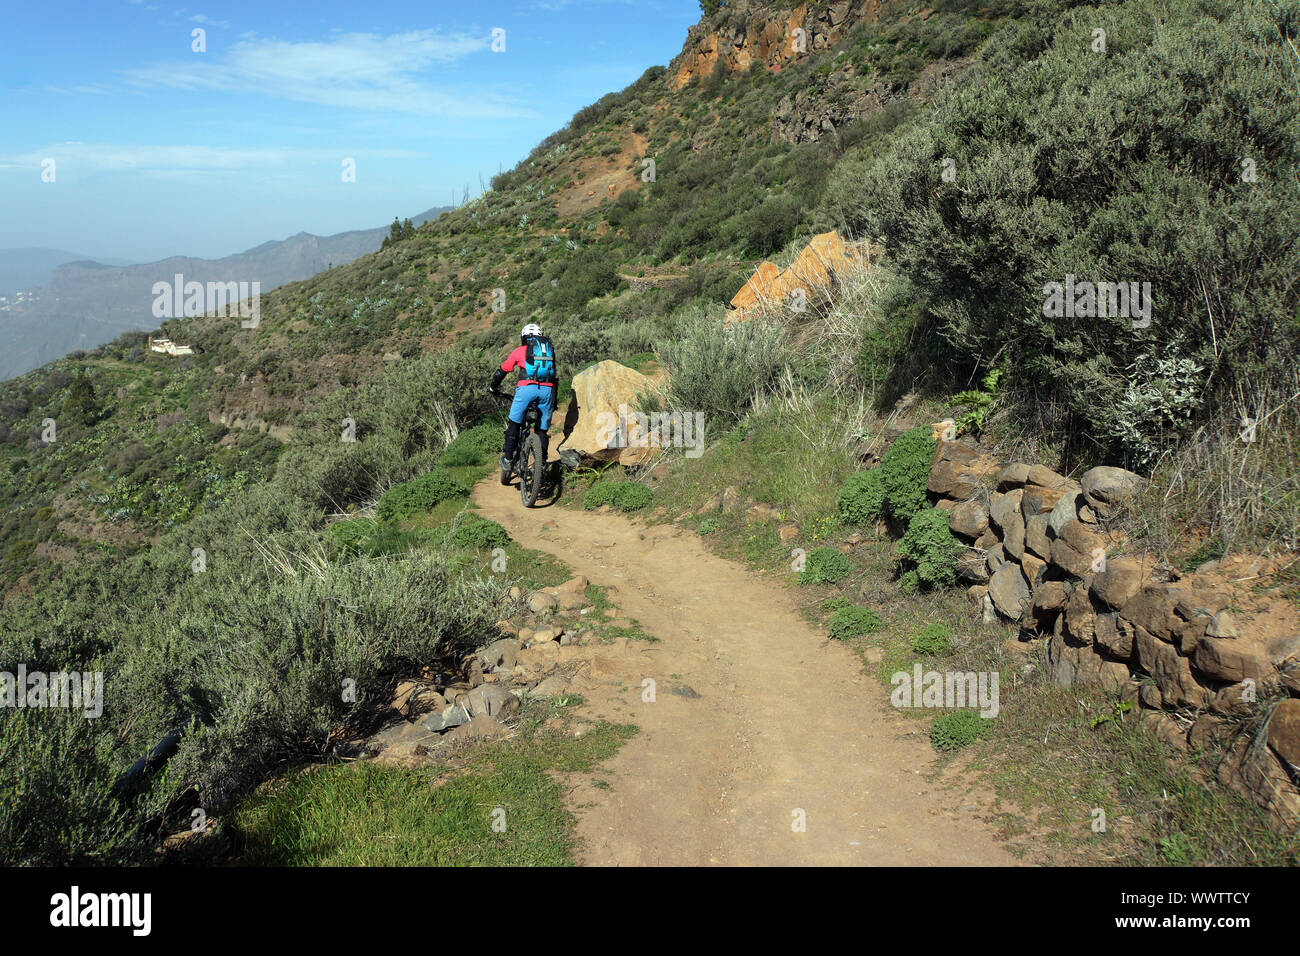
[466,683,520,718]
[928,441,999,499]
[1192,637,1273,684]
[989,563,1031,621]
[1268,699,1300,772]
[1218,729,1300,830]
[1050,519,1107,578]
[949,497,990,538]
[989,488,1024,532]
[1045,634,1130,690]
[1090,556,1150,609]
[1134,626,1211,708]
[1080,466,1148,519]
[558,360,667,465]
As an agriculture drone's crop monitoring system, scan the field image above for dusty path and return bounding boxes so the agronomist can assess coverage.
[474,477,1021,866]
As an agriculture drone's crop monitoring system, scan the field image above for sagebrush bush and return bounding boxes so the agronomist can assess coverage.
[377,470,468,522]
[798,546,851,584]
[164,549,503,811]
[657,308,791,433]
[929,710,991,752]
[838,468,885,525]
[895,507,962,590]
[911,622,954,656]
[828,0,1300,466]
[879,426,936,524]
[829,604,882,640]
[0,710,142,865]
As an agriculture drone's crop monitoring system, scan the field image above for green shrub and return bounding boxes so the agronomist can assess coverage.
[377,470,468,522]
[895,507,962,590]
[911,622,954,656]
[828,604,882,640]
[614,484,653,512]
[439,423,500,467]
[838,468,885,525]
[329,516,378,554]
[820,595,852,612]
[0,710,142,865]
[879,426,936,524]
[930,710,991,752]
[445,514,509,550]
[830,1,1300,466]
[698,516,719,535]
[583,482,619,510]
[798,546,851,584]
[583,481,653,512]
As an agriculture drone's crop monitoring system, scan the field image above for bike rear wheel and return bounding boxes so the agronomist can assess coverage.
[519,432,544,507]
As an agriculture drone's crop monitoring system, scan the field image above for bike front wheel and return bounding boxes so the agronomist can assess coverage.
[519,432,544,507]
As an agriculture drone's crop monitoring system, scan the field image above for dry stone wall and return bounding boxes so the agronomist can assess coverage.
[925,436,1300,829]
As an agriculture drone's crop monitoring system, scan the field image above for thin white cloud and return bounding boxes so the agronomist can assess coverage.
[190,13,232,28]
[0,142,422,173]
[121,30,525,118]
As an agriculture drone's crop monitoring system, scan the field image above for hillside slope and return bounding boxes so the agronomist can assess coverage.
[1,0,1296,865]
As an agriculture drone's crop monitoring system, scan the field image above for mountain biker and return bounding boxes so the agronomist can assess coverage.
[489,322,557,473]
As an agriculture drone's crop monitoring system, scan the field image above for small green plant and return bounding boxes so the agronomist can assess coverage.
[698,516,719,535]
[930,711,990,752]
[614,484,654,512]
[377,470,469,522]
[828,605,882,640]
[820,595,852,612]
[798,547,851,585]
[1090,698,1134,729]
[1159,832,1197,865]
[438,423,500,467]
[329,516,378,554]
[911,623,953,656]
[445,514,509,550]
[879,426,936,524]
[837,468,885,526]
[947,367,1004,438]
[583,481,653,512]
[894,507,962,590]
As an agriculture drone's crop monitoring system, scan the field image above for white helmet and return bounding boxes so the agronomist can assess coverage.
[521,323,542,338]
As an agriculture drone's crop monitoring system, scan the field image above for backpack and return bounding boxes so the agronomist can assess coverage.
[522,334,557,384]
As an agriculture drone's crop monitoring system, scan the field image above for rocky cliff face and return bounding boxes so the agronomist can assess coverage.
[670,0,883,88]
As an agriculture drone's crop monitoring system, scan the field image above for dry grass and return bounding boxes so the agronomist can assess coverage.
[1122,371,1300,564]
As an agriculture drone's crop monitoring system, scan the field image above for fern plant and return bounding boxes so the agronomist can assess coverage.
[948,366,1005,437]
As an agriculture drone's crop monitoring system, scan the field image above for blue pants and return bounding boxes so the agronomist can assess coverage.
[509,383,556,431]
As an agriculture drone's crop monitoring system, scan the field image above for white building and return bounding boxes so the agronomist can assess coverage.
[148,335,195,357]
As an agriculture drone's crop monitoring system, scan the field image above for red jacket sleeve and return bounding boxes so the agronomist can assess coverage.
[501,345,526,372]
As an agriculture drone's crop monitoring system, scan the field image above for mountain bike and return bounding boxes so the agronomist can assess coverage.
[491,389,547,507]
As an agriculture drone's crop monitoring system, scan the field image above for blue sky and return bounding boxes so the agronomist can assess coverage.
[0,0,699,262]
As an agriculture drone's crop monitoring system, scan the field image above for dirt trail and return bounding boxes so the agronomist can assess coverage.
[474,478,1022,866]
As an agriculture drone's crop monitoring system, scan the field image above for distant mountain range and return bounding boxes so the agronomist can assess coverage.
[0,205,451,381]
[0,247,138,297]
